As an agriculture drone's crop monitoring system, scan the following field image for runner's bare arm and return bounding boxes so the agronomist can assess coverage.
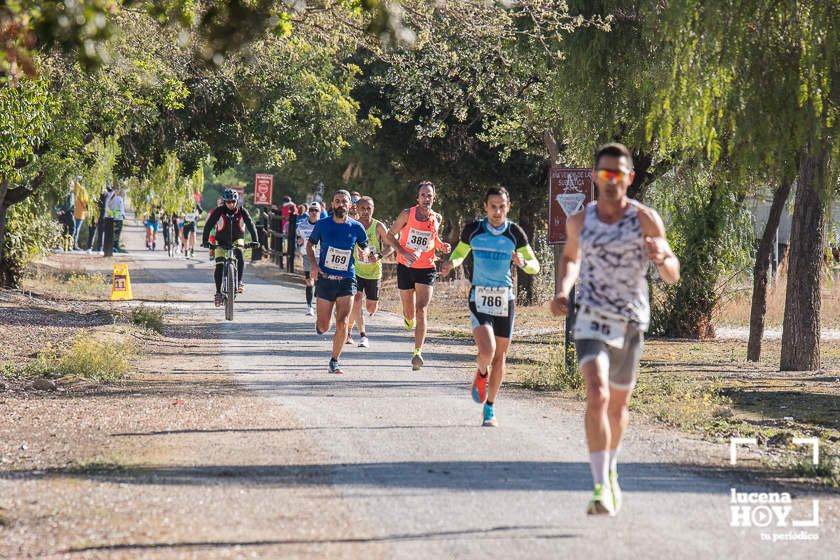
[376,222,394,259]
[550,211,584,316]
[306,240,320,280]
[386,209,418,264]
[433,213,451,253]
[638,206,680,284]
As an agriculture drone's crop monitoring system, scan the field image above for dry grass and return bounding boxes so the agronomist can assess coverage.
[716,265,840,328]
[22,268,111,301]
[23,328,139,382]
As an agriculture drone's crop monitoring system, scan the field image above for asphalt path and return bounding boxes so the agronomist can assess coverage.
[113,221,839,558]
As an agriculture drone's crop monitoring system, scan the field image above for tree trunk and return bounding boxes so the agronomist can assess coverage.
[516,203,537,304]
[747,179,794,361]
[780,137,827,371]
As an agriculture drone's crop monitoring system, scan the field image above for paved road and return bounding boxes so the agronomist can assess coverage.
[92,222,840,557]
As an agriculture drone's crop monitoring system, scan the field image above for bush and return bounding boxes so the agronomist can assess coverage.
[24,331,137,381]
[131,305,165,334]
[521,336,582,392]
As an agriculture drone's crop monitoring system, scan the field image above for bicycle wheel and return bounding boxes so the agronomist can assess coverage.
[224,260,236,321]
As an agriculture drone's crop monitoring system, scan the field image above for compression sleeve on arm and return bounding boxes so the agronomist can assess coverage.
[448,241,472,268]
[516,244,540,275]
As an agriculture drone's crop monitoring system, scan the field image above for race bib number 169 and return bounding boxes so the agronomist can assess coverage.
[325,247,351,271]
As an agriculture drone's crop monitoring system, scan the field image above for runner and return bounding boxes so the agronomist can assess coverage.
[181,203,202,259]
[550,143,680,516]
[201,189,260,306]
[385,181,451,370]
[348,196,391,348]
[144,205,159,251]
[296,201,322,316]
[306,190,373,374]
[440,186,540,427]
[348,191,361,220]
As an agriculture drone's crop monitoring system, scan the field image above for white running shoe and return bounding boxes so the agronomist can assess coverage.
[358,336,369,348]
[305,306,315,316]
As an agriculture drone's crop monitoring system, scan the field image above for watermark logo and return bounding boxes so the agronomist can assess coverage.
[729,437,820,542]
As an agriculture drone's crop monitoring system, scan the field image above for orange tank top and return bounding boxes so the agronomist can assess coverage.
[398,206,440,269]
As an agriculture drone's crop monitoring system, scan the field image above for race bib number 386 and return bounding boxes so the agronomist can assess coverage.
[475,286,510,317]
[573,306,628,348]
[325,246,351,271]
[406,228,432,252]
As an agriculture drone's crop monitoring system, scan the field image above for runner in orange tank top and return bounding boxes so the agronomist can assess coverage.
[386,181,451,370]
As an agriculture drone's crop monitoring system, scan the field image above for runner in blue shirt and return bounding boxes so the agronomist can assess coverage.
[306,189,373,374]
[441,186,540,427]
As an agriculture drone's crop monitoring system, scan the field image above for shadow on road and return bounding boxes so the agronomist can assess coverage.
[63,524,577,554]
[2,460,732,493]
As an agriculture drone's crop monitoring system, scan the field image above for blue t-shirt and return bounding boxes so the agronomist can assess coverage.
[460,218,530,299]
[308,216,368,277]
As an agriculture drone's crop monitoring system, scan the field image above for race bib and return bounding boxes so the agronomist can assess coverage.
[185,212,197,222]
[574,306,628,348]
[406,228,433,252]
[325,246,351,271]
[475,286,510,317]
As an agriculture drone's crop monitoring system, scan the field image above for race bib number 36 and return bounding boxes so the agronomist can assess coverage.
[574,306,627,348]
[475,286,510,317]
[406,228,432,252]
[325,247,351,271]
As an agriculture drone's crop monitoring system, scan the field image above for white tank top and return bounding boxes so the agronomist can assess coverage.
[577,200,650,328]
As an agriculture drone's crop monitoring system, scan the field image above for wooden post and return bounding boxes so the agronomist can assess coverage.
[554,244,576,370]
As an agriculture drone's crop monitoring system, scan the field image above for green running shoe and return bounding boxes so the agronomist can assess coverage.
[586,483,615,516]
[609,468,622,514]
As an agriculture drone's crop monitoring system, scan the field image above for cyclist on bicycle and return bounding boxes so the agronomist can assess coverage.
[201,189,259,307]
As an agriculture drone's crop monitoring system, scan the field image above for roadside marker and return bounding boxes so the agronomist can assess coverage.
[111,263,133,300]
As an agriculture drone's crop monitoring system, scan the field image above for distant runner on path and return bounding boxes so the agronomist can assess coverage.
[550,142,680,516]
[386,181,451,370]
[306,190,372,374]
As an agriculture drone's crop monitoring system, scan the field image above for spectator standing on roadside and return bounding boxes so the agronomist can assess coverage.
[55,180,75,242]
[72,177,89,250]
[88,180,115,254]
[108,187,127,253]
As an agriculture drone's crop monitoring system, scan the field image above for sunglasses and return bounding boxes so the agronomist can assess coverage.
[308,209,319,212]
[594,169,631,182]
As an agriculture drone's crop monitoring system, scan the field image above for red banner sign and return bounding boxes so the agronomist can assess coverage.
[254,174,273,206]
[548,167,594,244]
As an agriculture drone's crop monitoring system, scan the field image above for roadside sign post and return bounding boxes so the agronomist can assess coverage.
[254,174,273,206]
[548,166,594,372]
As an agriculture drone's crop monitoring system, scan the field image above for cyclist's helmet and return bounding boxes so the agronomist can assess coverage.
[222,188,238,203]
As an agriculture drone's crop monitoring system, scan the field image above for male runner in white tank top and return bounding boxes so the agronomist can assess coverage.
[550,142,680,516]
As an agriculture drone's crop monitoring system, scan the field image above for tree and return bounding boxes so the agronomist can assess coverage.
[646,1,839,369]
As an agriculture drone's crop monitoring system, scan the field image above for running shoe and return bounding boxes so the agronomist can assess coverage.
[471,370,488,404]
[358,336,370,348]
[237,282,244,294]
[305,306,315,317]
[403,317,416,331]
[214,292,222,307]
[586,484,615,516]
[346,335,354,345]
[411,349,424,370]
[482,403,497,427]
[609,468,622,514]
[328,358,343,374]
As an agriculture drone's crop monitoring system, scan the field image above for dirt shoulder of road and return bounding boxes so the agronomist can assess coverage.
[1,282,367,558]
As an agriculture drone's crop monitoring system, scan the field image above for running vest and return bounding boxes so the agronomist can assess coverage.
[397,206,441,269]
[355,219,383,280]
[577,200,650,328]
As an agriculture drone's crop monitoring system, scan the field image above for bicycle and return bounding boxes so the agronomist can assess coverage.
[211,244,238,321]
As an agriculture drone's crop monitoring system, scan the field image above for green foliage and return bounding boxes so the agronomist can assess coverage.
[23,330,137,381]
[2,197,61,286]
[130,304,165,334]
[520,336,582,393]
[647,163,754,338]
